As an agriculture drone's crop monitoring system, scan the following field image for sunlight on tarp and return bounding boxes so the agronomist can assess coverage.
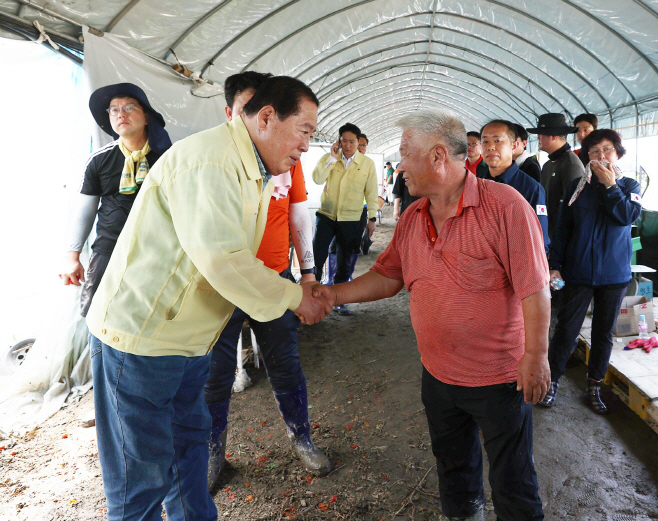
[0,38,92,353]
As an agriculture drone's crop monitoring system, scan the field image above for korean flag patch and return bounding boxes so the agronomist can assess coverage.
[631,193,642,205]
[536,205,548,216]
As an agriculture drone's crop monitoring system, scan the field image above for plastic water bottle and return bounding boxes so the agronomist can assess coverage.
[550,276,565,291]
[638,315,649,339]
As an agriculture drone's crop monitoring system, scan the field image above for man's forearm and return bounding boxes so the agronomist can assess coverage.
[521,285,551,355]
[333,270,404,305]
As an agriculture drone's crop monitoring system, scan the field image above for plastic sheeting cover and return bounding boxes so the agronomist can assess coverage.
[1,0,657,152]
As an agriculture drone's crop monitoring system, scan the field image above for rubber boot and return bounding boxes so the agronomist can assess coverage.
[273,382,332,476]
[326,253,337,286]
[348,253,359,281]
[586,378,608,414]
[207,400,230,491]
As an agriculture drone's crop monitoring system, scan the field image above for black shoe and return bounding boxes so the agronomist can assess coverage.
[538,381,559,407]
[586,378,609,414]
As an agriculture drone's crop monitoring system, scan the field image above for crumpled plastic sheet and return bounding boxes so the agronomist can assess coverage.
[0,286,92,436]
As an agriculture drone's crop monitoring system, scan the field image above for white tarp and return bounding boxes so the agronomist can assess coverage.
[82,26,228,148]
[1,0,657,154]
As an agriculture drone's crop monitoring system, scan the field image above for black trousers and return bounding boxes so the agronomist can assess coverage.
[313,212,362,284]
[549,281,629,382]
[421,368,543,520]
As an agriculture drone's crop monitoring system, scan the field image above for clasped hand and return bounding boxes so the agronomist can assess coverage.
[294,281,337,325]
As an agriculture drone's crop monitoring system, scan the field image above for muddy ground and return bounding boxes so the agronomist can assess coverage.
[1,205,658,521]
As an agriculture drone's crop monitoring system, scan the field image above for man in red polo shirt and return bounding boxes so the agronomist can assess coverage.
[314,109,550,521]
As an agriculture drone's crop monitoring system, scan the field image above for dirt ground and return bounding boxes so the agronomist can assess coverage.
[1,205,658,521]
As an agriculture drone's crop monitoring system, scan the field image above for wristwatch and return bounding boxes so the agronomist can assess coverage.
[299,267,316,275]
[607,183,618,190]
[369,217,377,222]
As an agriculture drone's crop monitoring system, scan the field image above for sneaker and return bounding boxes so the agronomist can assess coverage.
[335,304,352,316]
[538,381,559,407]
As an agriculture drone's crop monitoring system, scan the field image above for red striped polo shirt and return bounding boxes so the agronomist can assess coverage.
[371,172,549,387]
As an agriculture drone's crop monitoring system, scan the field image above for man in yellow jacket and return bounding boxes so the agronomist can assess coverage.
[312,122,378,315]
[86,76,331,521]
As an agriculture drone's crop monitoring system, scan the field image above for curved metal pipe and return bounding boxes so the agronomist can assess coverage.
[318,59,543,118]
[318,82,523,135]
[165,0,233,59]
[243,10,609,110]
[306,43,572,117]
[320,92,489,136]
[331,99,482,144]
[105,0,142,32]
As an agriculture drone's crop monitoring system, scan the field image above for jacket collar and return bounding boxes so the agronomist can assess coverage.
[548,142,572,162]
[228,116,261,181]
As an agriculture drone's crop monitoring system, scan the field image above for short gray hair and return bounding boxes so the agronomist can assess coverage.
[397,108,468,159]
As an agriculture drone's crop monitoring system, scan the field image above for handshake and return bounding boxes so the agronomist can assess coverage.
[294,281,340,325]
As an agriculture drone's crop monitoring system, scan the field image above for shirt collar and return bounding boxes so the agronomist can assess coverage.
[465,155,482,168]
[342,152,357,167]
[485,161,519,184]
[548,142,571,161]
[416,169,480,218]
[251,143,272,190]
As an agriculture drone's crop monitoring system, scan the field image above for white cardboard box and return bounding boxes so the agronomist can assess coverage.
[614,296,655,337]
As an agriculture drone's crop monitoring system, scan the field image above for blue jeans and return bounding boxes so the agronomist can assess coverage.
[90,335,217,521]
[548,282,629,382]
[204,270,304,404]
[421,368,543,520]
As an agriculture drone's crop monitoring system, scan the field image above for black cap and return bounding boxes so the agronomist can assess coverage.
[89,82,172,155]
[526,113,578,136]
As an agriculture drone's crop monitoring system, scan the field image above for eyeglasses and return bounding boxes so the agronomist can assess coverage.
[588,146,616,157]
[468,142,481,147]
[107,103,141,116]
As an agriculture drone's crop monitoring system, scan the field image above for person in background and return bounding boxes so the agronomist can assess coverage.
[204,72,330,492]
[481,120,549,254]
[312,122,378,316]
[326,132,372,285]
[314,108,549,521]
[513,124,541,184]
[358,134,369,155]
[573,113,598,156]
[527,113,584,243]
[539,129,642,413]
[465,130,488,178]
[386,160,396,204]
[59,83,172,317]
[392,162,420,221]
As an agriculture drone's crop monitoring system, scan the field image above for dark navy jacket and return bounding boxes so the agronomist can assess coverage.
[548,176,642,286]
[484,162,550,254]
